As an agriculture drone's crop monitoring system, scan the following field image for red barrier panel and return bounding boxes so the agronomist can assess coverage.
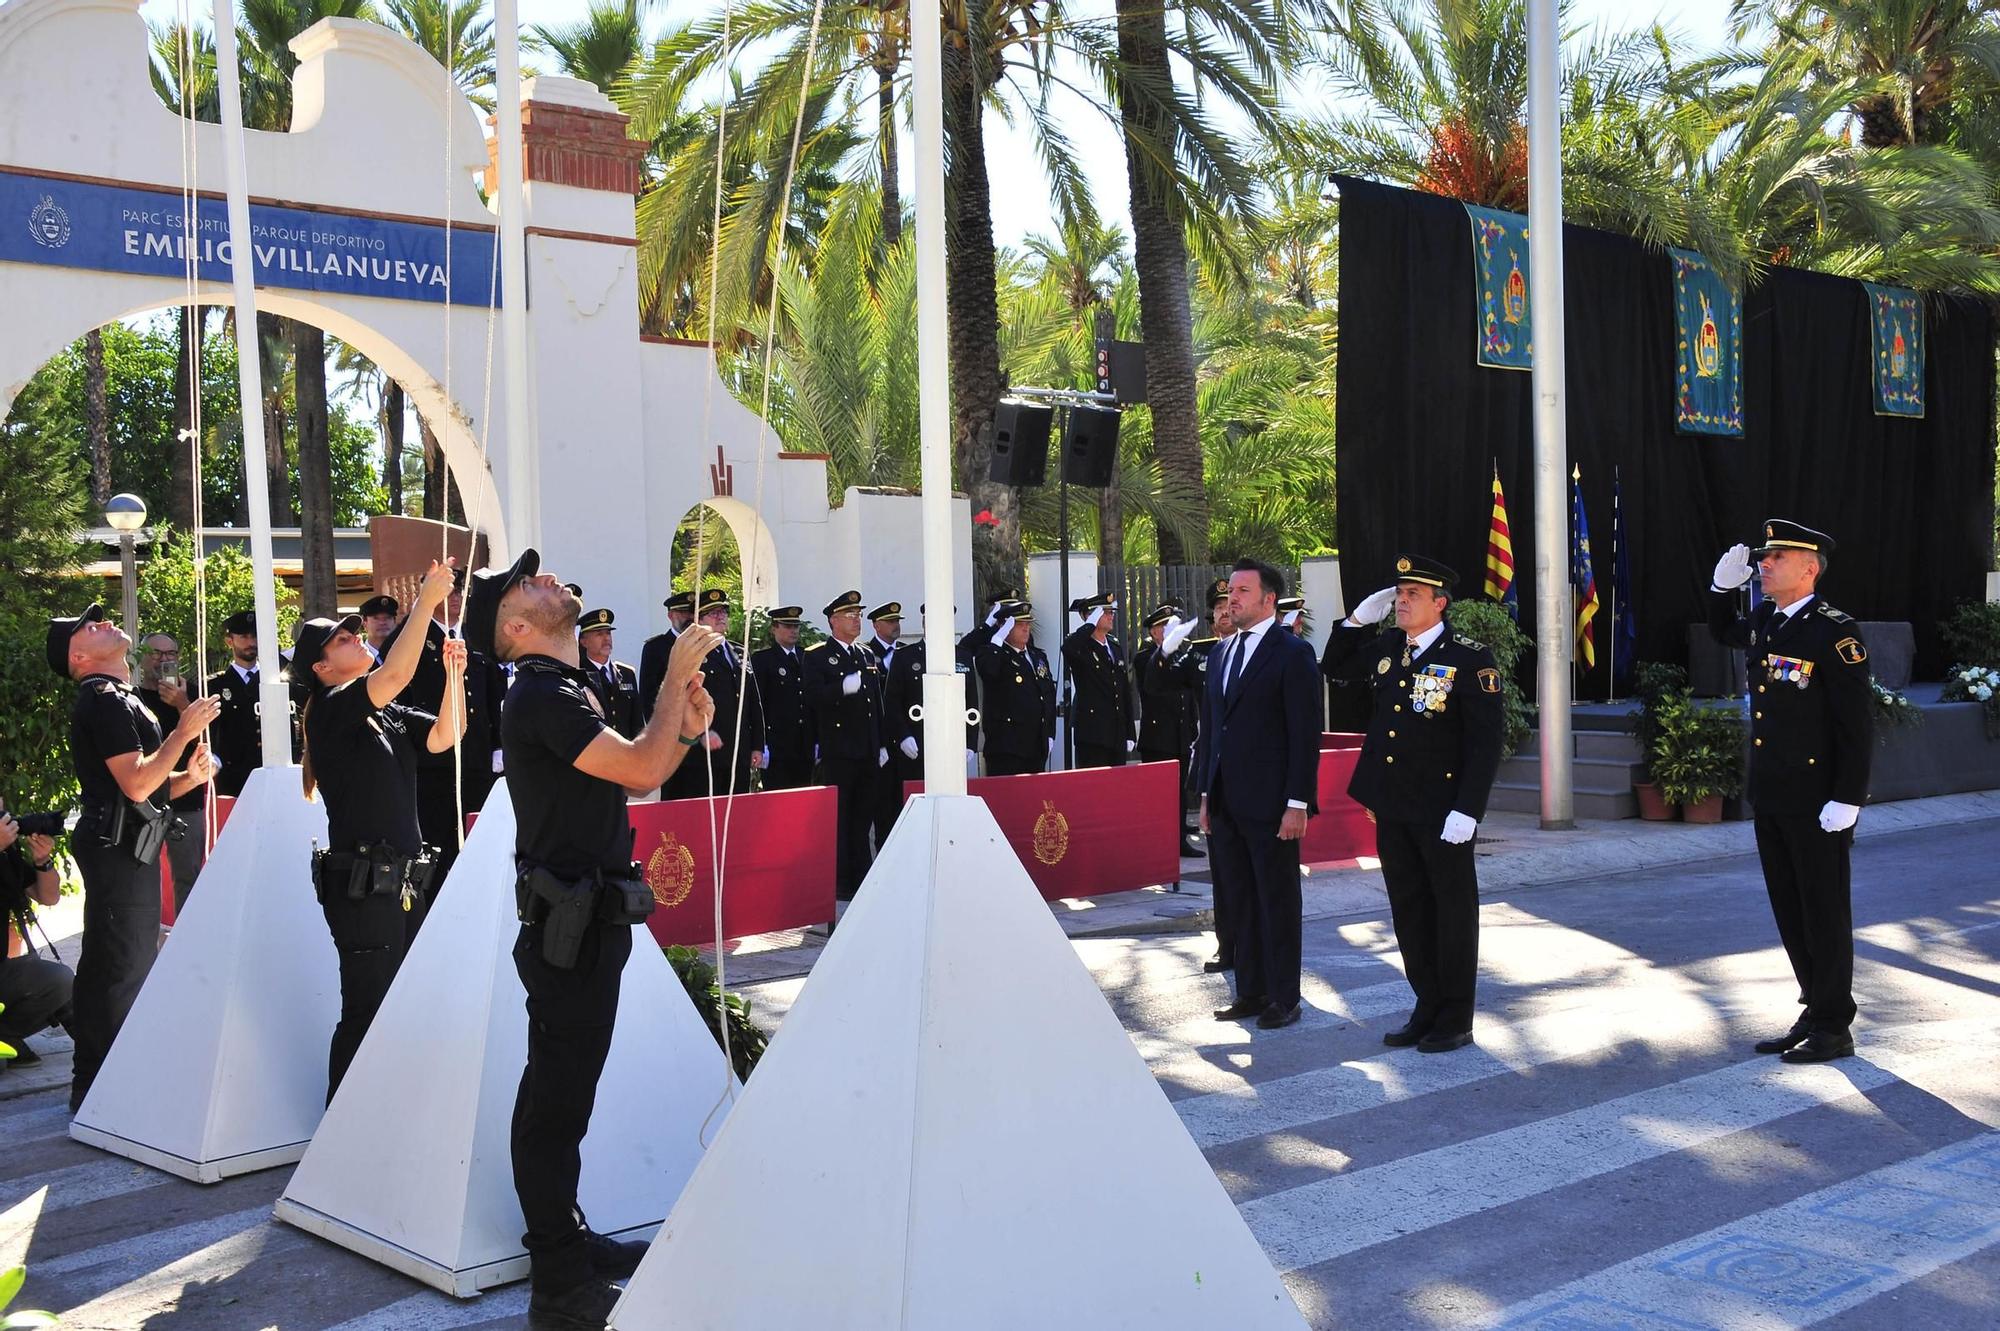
[1302,748,1375,865]
[1321,732,1366,749]
[161,794,236,926]
[904,761,1182,901]
[630,787,840,946]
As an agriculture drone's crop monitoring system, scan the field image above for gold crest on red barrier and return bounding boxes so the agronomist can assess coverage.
[1032,800,1070,866]
[647,832,697,909]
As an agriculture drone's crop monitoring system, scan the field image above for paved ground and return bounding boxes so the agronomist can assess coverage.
[4,810,1998,1329]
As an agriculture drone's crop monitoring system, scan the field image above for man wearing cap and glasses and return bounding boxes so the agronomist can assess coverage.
[576,608,641,740]
[636,590,696,726]
[1709,519,1871,1064]
[975,599,1059,776]
[664,589,765,799]
[804,591,887,898]
[50,605,221,1112]
[1321,555,1504,1054]
[465,551,719,1331]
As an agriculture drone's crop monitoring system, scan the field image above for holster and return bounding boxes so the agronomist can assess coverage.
[313,843,431,905]
[515,862,655,970]
[88,798,183,867]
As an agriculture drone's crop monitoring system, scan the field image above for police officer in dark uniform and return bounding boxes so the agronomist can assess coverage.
[664,589,765,799]
[1708,519,1872,1064]
[1320,556,1504,1054]
[466,550,719,1331]
[294,559,466,1099]
[803,590,885,898]
[974,600,1058,776]
[206,609,270,797]
[1150,583,1233,961]
[576,609,641,740]
[52,604,220,1111]
[383,570,504,893]
[1063,592,1136,768]
[749,607,814,790]
[135,633,210,912]
[862,601,909,843]
[636,590,696,725]
[881,603,978,798]
[359,594,401,660]
[1135,603,1204,857]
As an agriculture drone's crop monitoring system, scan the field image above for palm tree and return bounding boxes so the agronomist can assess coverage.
[151,20,222,532]
[529,0,647,92]
[380,0,496,109]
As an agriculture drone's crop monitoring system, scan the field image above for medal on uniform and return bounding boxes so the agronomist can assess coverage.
[1411,663,1456,715]
[1377,657,1391,675]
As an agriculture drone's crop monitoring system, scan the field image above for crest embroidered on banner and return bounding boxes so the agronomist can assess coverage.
[1466,204,1532,370]
[1669,248,1743,436]
[1862,282,1925,417]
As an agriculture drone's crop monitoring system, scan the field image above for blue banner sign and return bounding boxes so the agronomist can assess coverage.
[2,168,498,307]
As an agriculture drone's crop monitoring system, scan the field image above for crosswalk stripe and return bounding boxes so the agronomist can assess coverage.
[30,1205,273,1283]
[1241,1018,1992,1274]
[57,1217,316,1323]
[1492,1131,2000,1330]
[0,1157,167,1219]
[321,1285,529,1331]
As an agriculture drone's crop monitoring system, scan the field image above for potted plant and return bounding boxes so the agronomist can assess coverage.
[1629,662,1688,820]
[1650,689,1746,823]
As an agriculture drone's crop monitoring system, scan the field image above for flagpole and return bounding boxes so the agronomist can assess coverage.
[1528,0,1574,828]
[1606,465,1619,705]
[493,0,538,555]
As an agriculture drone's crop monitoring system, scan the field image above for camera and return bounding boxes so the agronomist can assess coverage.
[12,812,65,837]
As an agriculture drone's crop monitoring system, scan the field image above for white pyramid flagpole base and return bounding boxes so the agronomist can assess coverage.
[610,795,1307,1330]
[69,765,336,1183]
[275,780,735,1297]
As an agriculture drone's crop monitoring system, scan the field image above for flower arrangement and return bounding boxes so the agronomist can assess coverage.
[1941,664,2000,740]
[1869,680,1924,738]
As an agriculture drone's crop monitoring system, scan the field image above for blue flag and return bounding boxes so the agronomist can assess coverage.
[1570,468,1600,671]
[1612,470,1638,690]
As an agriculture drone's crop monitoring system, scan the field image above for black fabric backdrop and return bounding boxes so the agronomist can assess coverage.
[1333,175,1995,692]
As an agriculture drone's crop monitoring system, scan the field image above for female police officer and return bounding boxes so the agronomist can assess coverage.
[293,559,467,1099]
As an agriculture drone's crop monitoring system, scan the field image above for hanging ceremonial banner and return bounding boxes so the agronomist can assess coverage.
[1465,204,1532,370]
[1862,282,1925,417]
[1669,248,1743,436]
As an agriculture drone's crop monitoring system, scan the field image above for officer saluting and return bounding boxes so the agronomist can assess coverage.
[975,599,1058,776]
[1321,555,1504,1054]
[1708,519,1871,1063]
[1135,603,1204,857]
[576,609,641,740]
[52,604,220,1112]
[749,607,814,790]
[636,590,696,725]
[206,609,271,796]
[1063,592,1137,768]
[804,590,886,899]
[467,551,719,1331]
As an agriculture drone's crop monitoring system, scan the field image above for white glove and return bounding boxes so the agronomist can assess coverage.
[1282,610,1302,628]
[1440,811,1477,844]
[899,736,919,760]
[1161,615,1198,655]
[877,747,890,768]
[490,750,504,773]
[984,601,1004,626]
[842,672,862,696]
[990,617,1015,648]
[1347,586,1397,625]
[1818,800,1860,833]
[1125,738,1137,753]
[1712,543,1753,590]
[759,746,771,768]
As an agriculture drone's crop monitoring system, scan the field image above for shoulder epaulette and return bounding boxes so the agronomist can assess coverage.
[87,677,120,694]
[1815,603,1854,623]
[804,641,827,652]
[1453,633,1486,651]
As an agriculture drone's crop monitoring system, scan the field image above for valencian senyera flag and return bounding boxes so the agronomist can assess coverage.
[1570,466,1600,671]
[1670,248,1743,436]
[1466,204,1532,370]
[1862,282,1925,417]
[1485,464,1518,618]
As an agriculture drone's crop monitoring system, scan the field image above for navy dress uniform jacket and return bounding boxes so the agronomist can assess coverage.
[803,637,883,760]
[1707,593,1872,816]
[1320,623,1505,823]
[1061,626,1137,751]
[974,640,1058,764]
[583,658,642,740]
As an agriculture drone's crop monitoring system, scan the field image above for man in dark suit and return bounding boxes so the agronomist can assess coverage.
[576,608,641,739]
[1321,554,1504,1053]
[804,590,886,898]
[665,589,765,799]
[205,609,269,797]
[750,606,814,790]
[1063,592,1136,768]
[1708,519,1872,1064]
[1135,603,1203,857]
[637,590,696,725]
[974,601,1058,776]
[1197,559,1321,1030]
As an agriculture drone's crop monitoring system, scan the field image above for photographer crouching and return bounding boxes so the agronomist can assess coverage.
[50,604,220,1112]
[0,801,71,1070]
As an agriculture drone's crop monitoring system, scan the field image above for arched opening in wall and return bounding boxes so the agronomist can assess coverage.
[667,497,782,633]
[0,297,499,658]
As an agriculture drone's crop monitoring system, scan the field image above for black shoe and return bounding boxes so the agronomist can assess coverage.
[527,1277,622,1331]
[1417,1029,1474,1054]
[0,1041,39,1068]
[1780,1031,1855,1064]
[584,1230,648,1279]
[1753,1022,1811,1055]
[1256,1002,1302,1030]
[1213,997,1266,1021]
[1181,838,1207,859]
[1381,1019,1429,1048]
[1202,956,1233,974]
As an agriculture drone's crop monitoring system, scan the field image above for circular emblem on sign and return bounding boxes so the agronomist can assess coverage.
[29,195,71,249]
[1396,557,1412,574]
[1032,800,1069,865]
[646,832,696,908]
